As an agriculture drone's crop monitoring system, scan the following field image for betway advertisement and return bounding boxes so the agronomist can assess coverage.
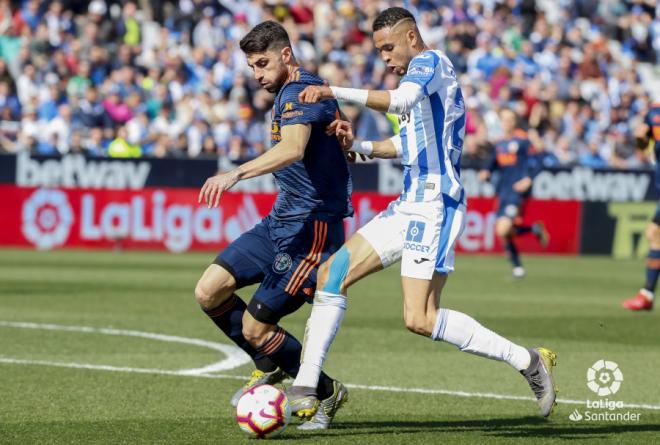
[1,185,581,254]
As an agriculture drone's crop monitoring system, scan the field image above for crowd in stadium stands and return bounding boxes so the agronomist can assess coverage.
[0,0,658,170]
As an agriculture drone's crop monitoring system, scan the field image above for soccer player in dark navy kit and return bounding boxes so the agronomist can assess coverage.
[479,108,548,278]
[195,21,352,426]
[622,101,660,311]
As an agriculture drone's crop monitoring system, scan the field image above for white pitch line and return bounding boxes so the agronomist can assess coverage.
[2,357,659,411]
[0,320,251,374]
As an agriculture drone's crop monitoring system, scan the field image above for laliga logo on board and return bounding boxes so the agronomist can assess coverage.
[587,359,623,396]
[22,189,74,250]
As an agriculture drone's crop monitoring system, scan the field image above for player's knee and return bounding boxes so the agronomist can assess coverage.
[404,312,432,337]
[241,319,273,347]
[317,262,330,289]
[495,219,512,238]
[194,278,231,310]
[646,223,660,247]
[320,246,351,295]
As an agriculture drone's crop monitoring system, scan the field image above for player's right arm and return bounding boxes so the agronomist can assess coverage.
[478,148,498,182]
[328,119,401,159]
[299,52,438,115]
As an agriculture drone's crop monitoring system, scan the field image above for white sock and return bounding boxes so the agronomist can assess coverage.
[293,291,347,388]
[432,308,531,371]
[640,288,655,301]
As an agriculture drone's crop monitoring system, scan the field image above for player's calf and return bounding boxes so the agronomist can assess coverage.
[241,315,278,347]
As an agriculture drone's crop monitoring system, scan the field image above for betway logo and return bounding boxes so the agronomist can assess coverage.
[16,151,151,189]
[533,168,649,202]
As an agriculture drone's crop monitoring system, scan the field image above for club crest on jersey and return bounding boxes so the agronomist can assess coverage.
[272,253,292,274]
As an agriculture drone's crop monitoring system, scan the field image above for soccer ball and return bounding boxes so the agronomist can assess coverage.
[235,384,291,439]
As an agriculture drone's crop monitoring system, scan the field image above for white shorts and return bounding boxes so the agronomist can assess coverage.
[358,199,466,280]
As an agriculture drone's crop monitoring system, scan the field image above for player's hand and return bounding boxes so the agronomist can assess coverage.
[198,170,241,208]
[299,85,333,104]
[513,176,532,193]
[477,169,491,182]
[331,120,354,149]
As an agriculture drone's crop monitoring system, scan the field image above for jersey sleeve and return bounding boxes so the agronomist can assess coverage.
[279,83,334,127]
[400,52,439,95]
[518,138,541,179]
[485,147,498,172]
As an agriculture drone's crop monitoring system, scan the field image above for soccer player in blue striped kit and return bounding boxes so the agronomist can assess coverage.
[196,21,351,428]
[284,7,558,426]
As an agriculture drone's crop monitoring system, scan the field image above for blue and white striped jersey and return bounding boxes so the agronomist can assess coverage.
[394,50,466,205]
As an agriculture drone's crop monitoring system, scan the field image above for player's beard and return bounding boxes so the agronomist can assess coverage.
[265,69,289,94]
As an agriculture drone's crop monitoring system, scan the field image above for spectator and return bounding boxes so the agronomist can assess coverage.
[0,0,655,171]
[108,126,141,158]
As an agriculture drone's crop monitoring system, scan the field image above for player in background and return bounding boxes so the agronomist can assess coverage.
[195,21,351,427]
[622,101,660,311]
[478,108,549,278]
[284,7,558,423]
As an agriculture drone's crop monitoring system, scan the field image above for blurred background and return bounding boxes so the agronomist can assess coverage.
[0,0,658,168]
[1,0,659,258]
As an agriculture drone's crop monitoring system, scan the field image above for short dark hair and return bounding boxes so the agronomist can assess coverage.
[239,21,292,55]
[372,7,416,32]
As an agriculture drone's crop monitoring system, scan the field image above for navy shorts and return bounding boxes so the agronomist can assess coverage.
[214,215,344,325]
[496,192,527,219]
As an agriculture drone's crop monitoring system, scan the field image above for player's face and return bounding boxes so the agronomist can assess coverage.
[500,110,517,134]
[246,47,292,94]
[373,24,418,76]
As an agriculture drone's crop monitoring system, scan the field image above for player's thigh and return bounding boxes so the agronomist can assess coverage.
[214,218,273,287]
[332,201,408,293]
[495,216,514,238]
[196,219,272,309]
[245,219,335,326]
[496,196,522,236]
[400,199,465,279]
[317,233,385,295]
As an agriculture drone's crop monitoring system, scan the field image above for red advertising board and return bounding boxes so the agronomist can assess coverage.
[0,185,581,254]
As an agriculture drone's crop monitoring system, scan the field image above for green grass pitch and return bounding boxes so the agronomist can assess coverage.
[1,248,659,444]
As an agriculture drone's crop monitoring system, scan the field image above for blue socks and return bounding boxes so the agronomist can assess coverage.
[203,295,277,373]
[644,249,660,292]
[505,237,522,268]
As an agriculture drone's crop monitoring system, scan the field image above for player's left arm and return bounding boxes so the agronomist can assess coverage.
[198,124,310,208]
[328,119,401,159]
[299,54,438,115]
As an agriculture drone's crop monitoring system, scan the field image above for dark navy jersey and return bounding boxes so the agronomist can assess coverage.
[487,131,539,196]
[269,68,353,222]
[646,104,660,192]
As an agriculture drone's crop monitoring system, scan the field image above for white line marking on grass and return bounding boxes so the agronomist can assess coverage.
[0,321,251,374]
[2,357,660,412]
[2,321,660,412]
